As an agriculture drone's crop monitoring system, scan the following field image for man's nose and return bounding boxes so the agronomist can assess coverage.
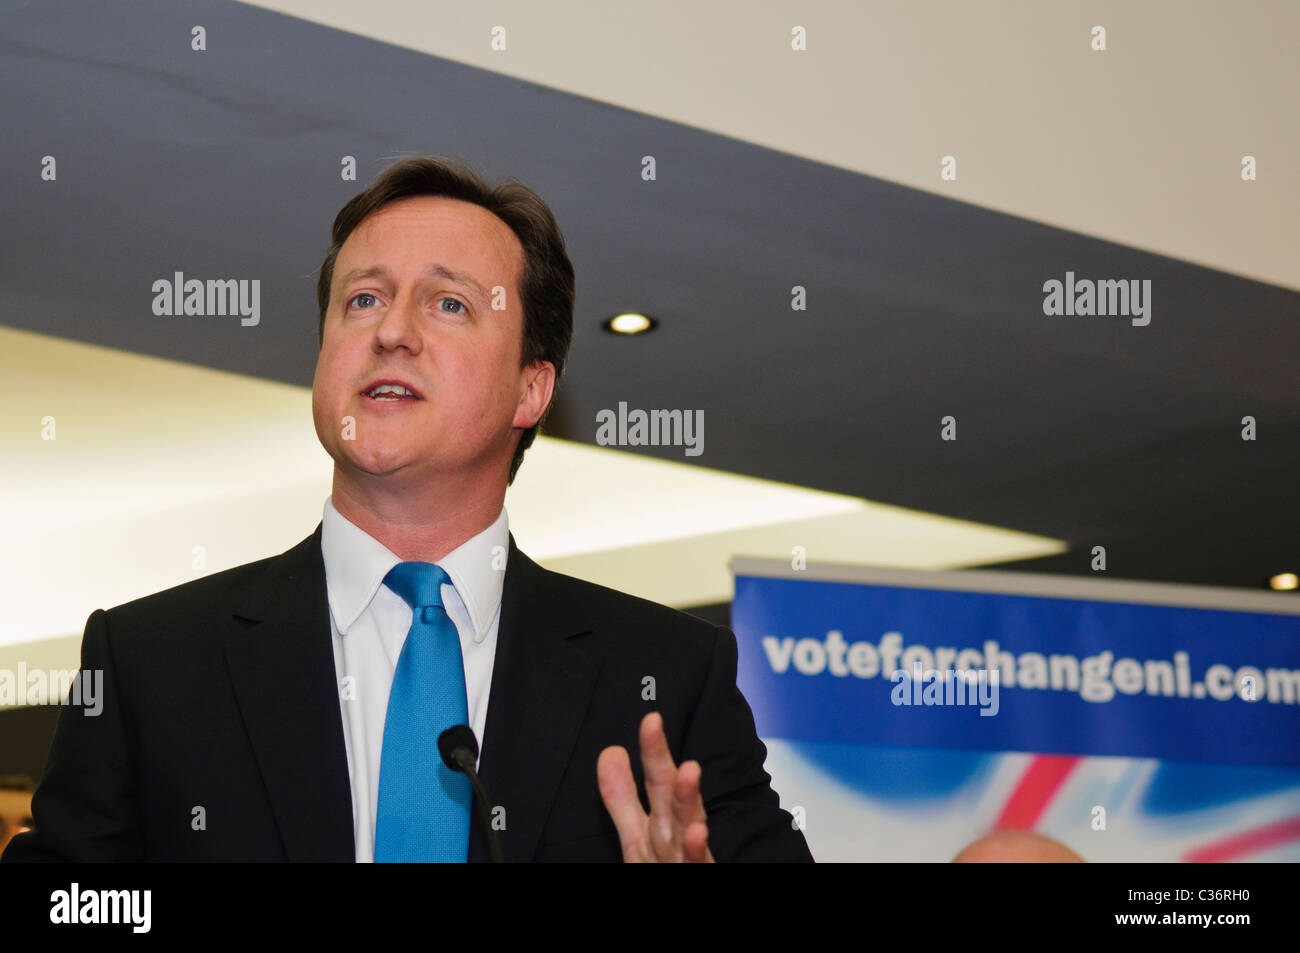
[373,290,423,352]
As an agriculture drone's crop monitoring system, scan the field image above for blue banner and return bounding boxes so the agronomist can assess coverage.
[733,571,1300,768]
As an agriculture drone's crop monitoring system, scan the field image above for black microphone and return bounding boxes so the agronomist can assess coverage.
[438,725,504,863]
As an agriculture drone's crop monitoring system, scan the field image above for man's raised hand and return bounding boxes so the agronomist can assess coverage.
[596,712,715,863]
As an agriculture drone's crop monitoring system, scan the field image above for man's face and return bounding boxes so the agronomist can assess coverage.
[313,196,549,487]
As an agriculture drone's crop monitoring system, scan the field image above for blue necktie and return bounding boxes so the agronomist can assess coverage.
[374,562,472,862]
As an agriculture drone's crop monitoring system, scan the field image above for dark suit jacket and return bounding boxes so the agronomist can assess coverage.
[3,526,813,862]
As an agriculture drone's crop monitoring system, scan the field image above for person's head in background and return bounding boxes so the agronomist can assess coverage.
[311,155,575,556]
[0,775,36,857]
[952,829,1084,863]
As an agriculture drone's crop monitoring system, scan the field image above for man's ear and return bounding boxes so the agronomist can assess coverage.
[512,361,556,430]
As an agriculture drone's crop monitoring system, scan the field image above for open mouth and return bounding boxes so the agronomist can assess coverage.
[360,380,423,402]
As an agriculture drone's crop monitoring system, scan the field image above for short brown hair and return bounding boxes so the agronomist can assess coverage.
[316,154,575,484]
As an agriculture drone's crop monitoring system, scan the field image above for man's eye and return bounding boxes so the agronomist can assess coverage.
[439,298,466,314]
[349,293,377,309]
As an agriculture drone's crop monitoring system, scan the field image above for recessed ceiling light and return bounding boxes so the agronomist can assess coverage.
[1268,572,1299,591]
[604,313,656,335]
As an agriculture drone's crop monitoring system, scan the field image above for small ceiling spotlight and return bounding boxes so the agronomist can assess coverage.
[1268,572,1299,591]
[603,313,656,335]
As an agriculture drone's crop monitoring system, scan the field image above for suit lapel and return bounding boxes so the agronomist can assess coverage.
[222,525,355,862]
[470,534,599,862]
[218,525,595,863]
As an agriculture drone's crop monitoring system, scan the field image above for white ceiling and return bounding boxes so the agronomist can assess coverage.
[238,0,1300,292]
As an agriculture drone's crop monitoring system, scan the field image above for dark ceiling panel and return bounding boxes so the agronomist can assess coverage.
[2,0,1297,590]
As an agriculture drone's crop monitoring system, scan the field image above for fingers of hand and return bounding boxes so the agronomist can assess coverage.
[597,744,647,858]
[605,715,715,862]
[682,821,714,863]
[638,712,680,838]
[673,759,707,831]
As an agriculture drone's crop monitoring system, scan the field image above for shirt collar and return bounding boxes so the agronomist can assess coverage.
[321,496,509,643]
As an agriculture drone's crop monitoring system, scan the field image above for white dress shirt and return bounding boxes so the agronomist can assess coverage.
[320,496,508,863]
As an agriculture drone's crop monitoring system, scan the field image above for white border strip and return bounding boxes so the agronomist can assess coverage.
[728,557,1300,617]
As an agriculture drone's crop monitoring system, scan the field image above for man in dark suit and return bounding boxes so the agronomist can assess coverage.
[3,155,812,863]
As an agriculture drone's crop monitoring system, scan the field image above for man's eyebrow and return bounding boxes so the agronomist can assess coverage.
[338,264,490,299]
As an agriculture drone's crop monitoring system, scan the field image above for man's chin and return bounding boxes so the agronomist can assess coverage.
[335,450,423,481]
